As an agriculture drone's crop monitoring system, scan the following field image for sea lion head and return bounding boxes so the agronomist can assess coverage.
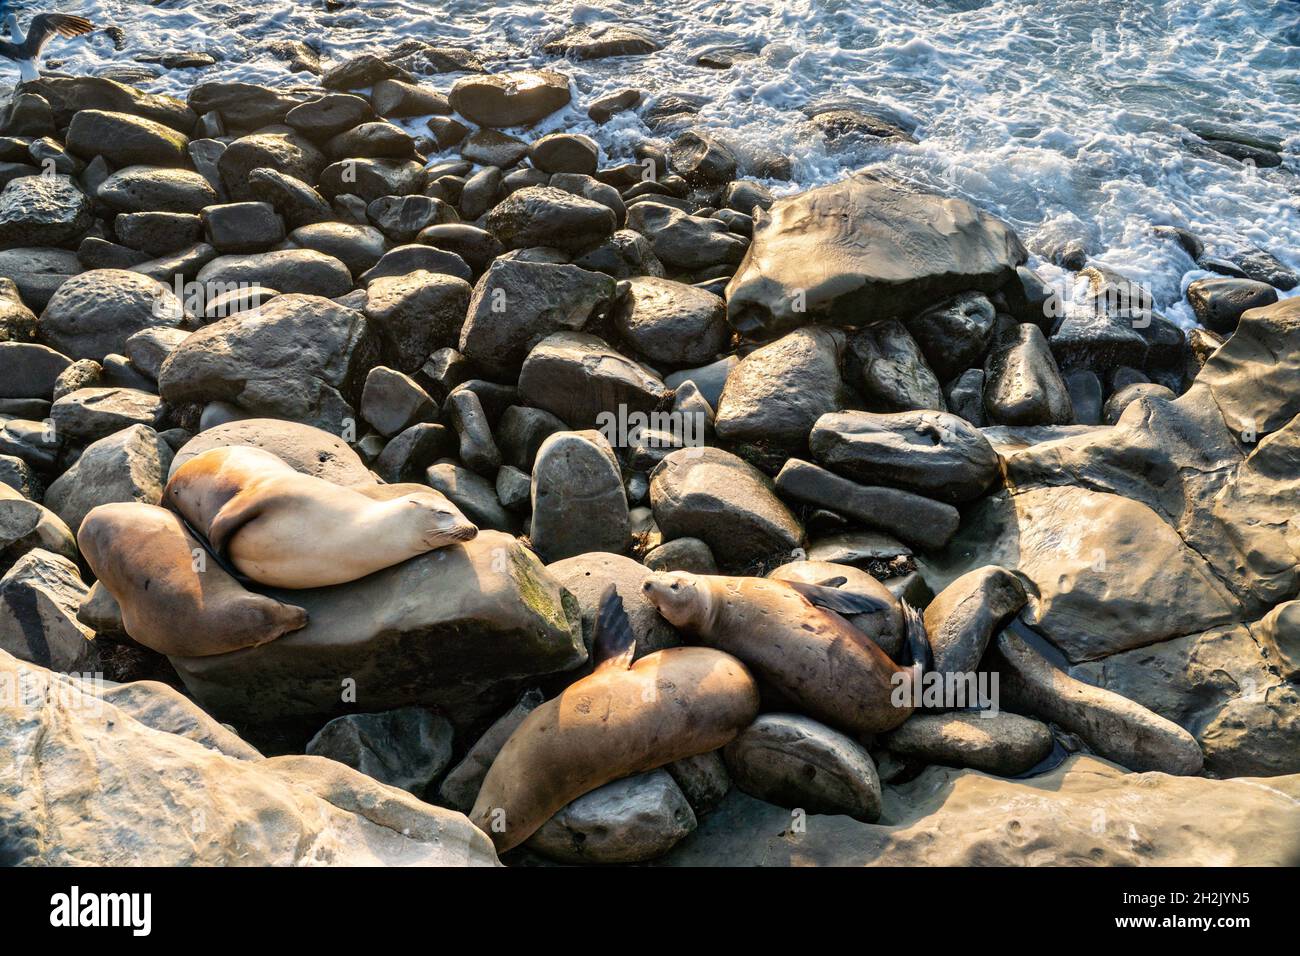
[402,492,479,547]
[642,571,711,629]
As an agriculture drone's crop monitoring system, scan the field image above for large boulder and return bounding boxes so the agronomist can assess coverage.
[658,754,1299,866]
[29,76,196,131]
[725,170,1027,337]
[0,550,95,672]
[363,271,472,373]
[169,418,372,487]
[158,294,380,431]
[97,165,220,214]
[517,331,670,430]
[65,109,189,167]
[485,185,616,252]
[44,424,173,534]
[38,268,184,362]
[612,277,728,367]
[0,651,499,865]
[168,532,585,734]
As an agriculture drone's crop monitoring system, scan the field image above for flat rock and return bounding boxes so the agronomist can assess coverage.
[725,170,1026,337]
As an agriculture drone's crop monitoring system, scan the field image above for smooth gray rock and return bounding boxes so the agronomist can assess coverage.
[923,565,1027,674]
[447,70,571,128]
[44,424,172,533]
[612,276,728,367]
[546,551,680,659]
[846,319,945,412]
[359,365,435,437]
[306,707,454,795]
[39,268,184,362]
[530,431,629,562]
[196,249,352,298]
[883,711,1053,776]
[625,201,747,271]
[983,323,1074,426]
[97,165,219,214]
[363,270,471,374]
[517,331,670,430]
[486,185,616,253]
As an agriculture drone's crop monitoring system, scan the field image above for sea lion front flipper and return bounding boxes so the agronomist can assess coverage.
[786,581,890,616]
[592,584,636,671]
[205,492,266,558]
[814,575,848,588]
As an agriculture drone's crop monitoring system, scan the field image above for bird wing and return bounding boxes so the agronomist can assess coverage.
[22,13,96,58]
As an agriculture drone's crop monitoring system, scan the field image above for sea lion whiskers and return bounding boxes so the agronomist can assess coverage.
[642,571,716,630]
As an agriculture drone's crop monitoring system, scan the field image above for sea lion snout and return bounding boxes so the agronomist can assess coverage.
[414,495,479,546]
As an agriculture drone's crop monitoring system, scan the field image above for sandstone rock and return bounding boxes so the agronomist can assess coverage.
[659,754,1298,866]
[1103,381,1175,424]
[158,293,379,431]
[0,549,95,671]
[724,713,882,821]
[530,431,629,562]
[725,171,1026,337]
[650,446,803,572]
[306,707,454,795]
[528,770,695,864]
[168,532,584,734]
[0,650,498,865]
[884,711,1052,776]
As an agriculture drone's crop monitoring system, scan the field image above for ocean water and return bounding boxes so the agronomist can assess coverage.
[13,0,1300,324]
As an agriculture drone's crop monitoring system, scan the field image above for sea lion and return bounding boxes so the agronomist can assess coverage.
[164,445,478,588]
[77,502,308,656]
[470,586,759,854]
[642,571,929,736]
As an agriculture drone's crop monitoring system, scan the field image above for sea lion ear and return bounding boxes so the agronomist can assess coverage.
[786,581,890,615]
[592,584,636,671]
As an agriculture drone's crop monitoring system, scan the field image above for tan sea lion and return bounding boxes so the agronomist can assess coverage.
[77,502,308,656]
[164,446,478,588]
[470,586,759,854]
[642,571,929,736]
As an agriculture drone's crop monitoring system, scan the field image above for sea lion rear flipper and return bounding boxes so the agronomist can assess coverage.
[814,575,848,588]
[786,581,890,616]
[900,600,932,672]
[592,584,636,671]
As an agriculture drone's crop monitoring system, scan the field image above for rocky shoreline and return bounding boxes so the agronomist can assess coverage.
[1,34,1298,867]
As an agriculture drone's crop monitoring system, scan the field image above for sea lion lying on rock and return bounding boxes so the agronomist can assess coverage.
[77,502,308,656]
[164,445,478,588]
[471,586,759,853]
[642,571,929,735]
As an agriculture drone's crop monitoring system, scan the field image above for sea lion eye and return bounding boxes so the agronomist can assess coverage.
[670,582,680,591]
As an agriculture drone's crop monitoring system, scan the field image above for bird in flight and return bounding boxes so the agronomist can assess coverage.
[1,12,97,82]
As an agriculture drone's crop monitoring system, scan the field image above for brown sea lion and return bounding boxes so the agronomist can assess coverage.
[642,571,929,735]
[470,586,759,854]
[164,446,478,588]
[77,502,308,656]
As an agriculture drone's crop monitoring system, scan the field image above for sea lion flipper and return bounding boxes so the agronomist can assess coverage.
[786,581,890,616]
[592,584,636,671]
[900,600,932,672]
[205,492,265,557]
[814,575,848,588]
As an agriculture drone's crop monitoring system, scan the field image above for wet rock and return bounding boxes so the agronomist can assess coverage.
[0,549,95,671]
[667,130,737,187]
[726,171,1026,337]
[1063,369,1103,425]
[530,430,629,562]
[366,194,455,244]
[363,270,471,373]
[990,628,1203,775]
[426,115,470,150]
[328,122,417,162]
[543,24,660,60]
[116,211,203,256]
[810,409,999,504]
[318,158,424,203]
[1185,276,1277,334]
[588,88,642,123]
[306,707,453,796]
[650,446,802,572]
[460,259,614,376]
[486,185,616,253]
[774,458,959,552]
[97,165,219,214]
[517,331,669,430]
[248,167,334,229]
[285,92,375,140]
[846,320,944,412]
[884,712,1053,776]
[715,326,845,464]
[724,714,881,822]
[625,201,747,271]
[370,79,450,118]
[547,551,680,658]
[448,70,572,128]
[612,276,727,367]
[528,770,695,864]
[983,323,1074,426]
[527,133,598,175]
[903,292,997,382]
[158,293,379,431]
[188,81,309,131]
[0,175,93,250]
[39,268,183,362]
